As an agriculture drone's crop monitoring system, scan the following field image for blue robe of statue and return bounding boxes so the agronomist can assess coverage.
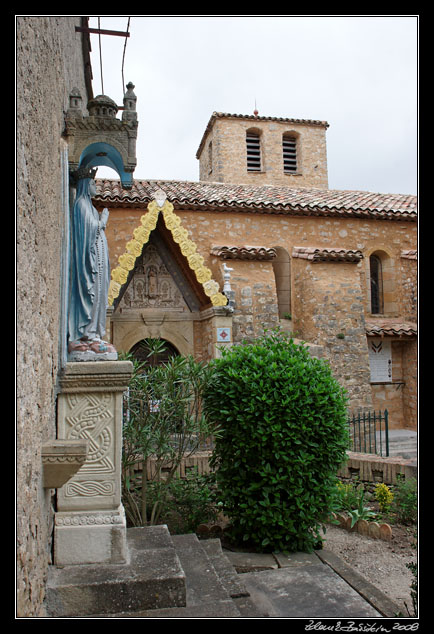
[68,177,110,343]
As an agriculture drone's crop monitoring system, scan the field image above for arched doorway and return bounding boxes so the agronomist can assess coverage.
[129,338,180,366]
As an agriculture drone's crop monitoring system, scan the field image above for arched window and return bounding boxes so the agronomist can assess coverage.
[246,130,261,171]
[370,254,384,314]
[208,141,213,174]
[129,339,179,366]
[282,133,297,173]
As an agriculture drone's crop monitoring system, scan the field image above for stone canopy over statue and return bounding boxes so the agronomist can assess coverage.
[68,166,117,360]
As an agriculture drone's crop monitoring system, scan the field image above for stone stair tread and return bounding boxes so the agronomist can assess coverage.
[170,533,236,606]
[200,538,251,598]
[45,525,186,617]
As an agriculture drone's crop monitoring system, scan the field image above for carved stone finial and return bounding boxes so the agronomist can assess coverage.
[223,262,233,294]
[87,94,119,118]
[67,88,83,119]
[153,188,167,208]
[122,82,137,123]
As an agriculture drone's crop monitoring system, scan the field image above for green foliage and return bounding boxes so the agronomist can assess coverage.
[391,475,417,525]
[346,487,376,528]
[203,328,349,553]
[148,470,220,534]
[333,480,364,513]
[120,340,216,527]
[405,560,418,617]
[332,479,376,527]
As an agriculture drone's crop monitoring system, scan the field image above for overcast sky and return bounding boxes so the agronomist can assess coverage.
[87,15,418,195]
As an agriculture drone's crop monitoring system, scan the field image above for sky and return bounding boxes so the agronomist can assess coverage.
[87,15,418,195]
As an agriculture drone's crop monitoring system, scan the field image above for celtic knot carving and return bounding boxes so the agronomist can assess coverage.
[65,393,115,474]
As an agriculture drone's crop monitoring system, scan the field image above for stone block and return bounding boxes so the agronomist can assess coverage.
[54,360,132,565]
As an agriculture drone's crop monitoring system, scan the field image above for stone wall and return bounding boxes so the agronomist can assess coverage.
[16,16,90,617]
[291,255,373,410]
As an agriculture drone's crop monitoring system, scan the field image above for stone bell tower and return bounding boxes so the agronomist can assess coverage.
[196,111,329,189]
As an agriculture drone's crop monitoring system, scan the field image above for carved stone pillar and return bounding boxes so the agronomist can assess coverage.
[54,360,133,565]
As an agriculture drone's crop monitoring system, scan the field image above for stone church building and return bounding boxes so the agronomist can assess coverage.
[16,16,416,617]
[95,111,417,429]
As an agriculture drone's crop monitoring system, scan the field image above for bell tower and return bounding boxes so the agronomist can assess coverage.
[196,111,329,189]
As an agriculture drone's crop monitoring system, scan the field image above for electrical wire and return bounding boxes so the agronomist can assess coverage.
[98,17,104,95]
[121,17,131,96]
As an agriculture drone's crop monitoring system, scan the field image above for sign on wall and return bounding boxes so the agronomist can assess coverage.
[368,338,392,382]
[217,327,231,342]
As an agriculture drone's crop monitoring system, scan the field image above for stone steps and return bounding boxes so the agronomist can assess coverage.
[377,430,417,462]
[45,526,261,618]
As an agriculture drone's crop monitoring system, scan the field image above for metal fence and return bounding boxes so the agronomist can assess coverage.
[347,409,389,457]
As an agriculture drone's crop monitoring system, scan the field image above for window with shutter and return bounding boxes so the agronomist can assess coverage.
[246,131,261,171]
[283,135,297,173]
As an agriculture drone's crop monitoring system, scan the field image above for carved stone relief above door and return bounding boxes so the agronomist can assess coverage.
[118,242,189,312]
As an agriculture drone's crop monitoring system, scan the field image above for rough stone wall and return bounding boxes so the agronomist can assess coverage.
[198,116,329,188]
[211,259,280,343]
[399,255,417,321]
[370,341,405,428]
[291,257,373,410]
[401,339,417,429]
[16,16,89,617]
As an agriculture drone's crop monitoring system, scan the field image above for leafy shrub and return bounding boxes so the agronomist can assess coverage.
[203,328,349,553]
[391,475,417,525]
[374,482,394,514]
[121,340,216,527]
[155,470,220,534]
[333,480,364,513]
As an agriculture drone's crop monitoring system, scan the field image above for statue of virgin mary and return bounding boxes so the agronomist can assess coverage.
[68,167,117,360]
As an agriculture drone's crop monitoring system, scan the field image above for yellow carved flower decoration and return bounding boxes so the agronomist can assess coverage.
[118,253,136,271]
[195,266,212,284]
[179,239,197,258]
[111,266,129,285]
[187,253,205,270]
[126,239,143,257]
[108,196,227,307]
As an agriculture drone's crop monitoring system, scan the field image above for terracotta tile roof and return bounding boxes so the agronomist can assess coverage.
[210,245,277,260]
[292,246,364,263]
[95,179,417,222]
[196,111,330,157]
[365,319,417,337]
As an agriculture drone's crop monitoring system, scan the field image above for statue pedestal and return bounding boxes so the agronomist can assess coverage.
[54,360,133,565]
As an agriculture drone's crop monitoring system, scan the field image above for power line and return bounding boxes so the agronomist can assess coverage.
[121,18,131,96]
[98,17,104,95]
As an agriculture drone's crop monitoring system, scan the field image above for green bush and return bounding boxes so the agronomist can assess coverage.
[120,340,216,527]
[391,474,417,525]
[203,328,349,553]
[153,470,220,534]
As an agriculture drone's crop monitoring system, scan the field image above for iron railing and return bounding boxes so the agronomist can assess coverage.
[347,409,389,457]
